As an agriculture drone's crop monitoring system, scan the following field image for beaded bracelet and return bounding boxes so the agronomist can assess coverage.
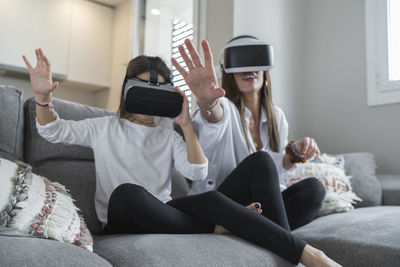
[285,140,307,163]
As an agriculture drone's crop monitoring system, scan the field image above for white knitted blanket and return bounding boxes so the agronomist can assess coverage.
[0,158,92,251]
[288,154,362,216]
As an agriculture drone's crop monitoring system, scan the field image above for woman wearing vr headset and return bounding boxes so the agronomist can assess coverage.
[172,37,340,267]
[24,49,313,265]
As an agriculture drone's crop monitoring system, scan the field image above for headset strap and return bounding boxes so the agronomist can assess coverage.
[148,57,158,84]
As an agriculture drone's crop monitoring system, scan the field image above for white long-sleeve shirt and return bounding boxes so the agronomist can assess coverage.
[190,97,294,195]
[36,113,208,226]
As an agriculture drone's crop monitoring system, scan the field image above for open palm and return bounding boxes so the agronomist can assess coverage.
[171,39,225,106]
[22,48,58,96]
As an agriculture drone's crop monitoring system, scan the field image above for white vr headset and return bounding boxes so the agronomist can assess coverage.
[219,35,274,73]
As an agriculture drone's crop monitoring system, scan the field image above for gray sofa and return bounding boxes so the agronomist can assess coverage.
[1,85,400,267]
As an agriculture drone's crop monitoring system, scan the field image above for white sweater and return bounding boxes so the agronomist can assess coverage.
[190,97,294,195]
[36,113,208,226]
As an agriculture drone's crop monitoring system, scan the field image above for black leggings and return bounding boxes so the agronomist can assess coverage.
[217,151,326,231]
[104,151,325,264]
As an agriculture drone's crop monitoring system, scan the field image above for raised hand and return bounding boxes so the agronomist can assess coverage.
[171,39,225,108]
[22,48,58,99]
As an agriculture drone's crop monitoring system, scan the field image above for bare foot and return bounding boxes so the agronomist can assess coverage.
[300,245,342,267]
[247,202,263,214]
[214,202,262,234]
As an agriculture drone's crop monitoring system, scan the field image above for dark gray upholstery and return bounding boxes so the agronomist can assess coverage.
[341,152,382,207]
[94,234,294,267]
[0,151,17,162]
[23,97,114,234]
[0,85,24,161]
[377,174,400,205]
[0,235,111,267]
[294,206,400,267]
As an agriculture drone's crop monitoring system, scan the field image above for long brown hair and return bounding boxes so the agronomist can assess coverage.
[117,56,172,119]
[222,70,280,152]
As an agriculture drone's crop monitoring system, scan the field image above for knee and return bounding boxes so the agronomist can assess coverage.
[110,183,147,203]
[250,151,273,162]
[302,178,326,206]
[247,151,276,170]
[305,177,326,196]
[199,190,226,202]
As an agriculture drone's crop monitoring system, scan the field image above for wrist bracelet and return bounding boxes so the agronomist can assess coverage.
[191,100,219,122]
[285,140,306,163]
[35,97,55,109]
[198,100,218,117]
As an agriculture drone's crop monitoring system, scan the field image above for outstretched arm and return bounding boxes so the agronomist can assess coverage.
[23,48,99,148]
[173,87,206,165]
[23,48,58,125]
[171,39,225,123]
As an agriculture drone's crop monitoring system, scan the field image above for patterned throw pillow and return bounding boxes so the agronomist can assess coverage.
[286,154,362,217]
[0,158,93,251]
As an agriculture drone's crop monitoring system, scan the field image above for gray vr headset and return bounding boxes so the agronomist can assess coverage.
[219,35,274,73]
[123,57,183,118]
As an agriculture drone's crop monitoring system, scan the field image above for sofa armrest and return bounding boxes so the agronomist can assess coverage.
[377,174,400,205]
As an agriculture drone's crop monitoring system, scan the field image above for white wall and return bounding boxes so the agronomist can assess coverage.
[233,0,305,138]
[203,0,234,67]
[232,0,400,174]
[106,0,136,110]
[300,0,400,174]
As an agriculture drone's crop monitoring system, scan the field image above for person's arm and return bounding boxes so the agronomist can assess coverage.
[173,87,206,165]
[274,107,320,171]
[24,48,98,147]
[23,48,58,126]
[173,87,208,181]
[171,39,225,123]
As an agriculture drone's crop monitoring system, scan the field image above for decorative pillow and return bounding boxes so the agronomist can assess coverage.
[286,154,362,217]
[0,158,93,251]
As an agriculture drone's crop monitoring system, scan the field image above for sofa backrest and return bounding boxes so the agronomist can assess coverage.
[0,85,24,161]
[24,97,114,234]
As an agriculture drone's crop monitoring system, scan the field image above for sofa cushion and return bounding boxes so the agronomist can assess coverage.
[341,152,381,207]
[0,235,111,267]
[0,85,24,161]
[377,174,400,205]
[294,206,400,267]
[94,234,294,267]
